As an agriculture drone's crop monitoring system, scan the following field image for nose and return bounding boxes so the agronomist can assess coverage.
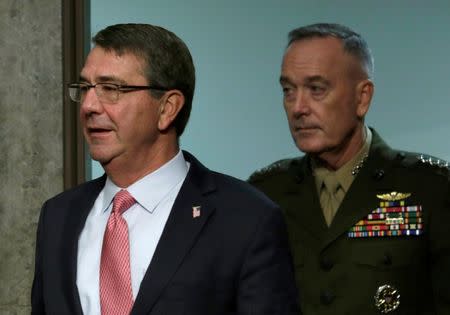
[80,86,103,115]
[291,88,310,117]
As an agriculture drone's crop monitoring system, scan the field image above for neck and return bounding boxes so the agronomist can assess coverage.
[316,125,366,171]
[104,139,180,188]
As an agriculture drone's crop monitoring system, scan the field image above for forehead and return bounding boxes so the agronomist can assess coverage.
[281,37,355,82]
[81,46,146,82]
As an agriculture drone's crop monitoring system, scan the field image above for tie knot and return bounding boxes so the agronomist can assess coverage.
[323,174,340,194]
[112,190,136,215]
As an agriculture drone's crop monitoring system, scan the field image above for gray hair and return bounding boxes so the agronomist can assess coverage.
[288,23,374,79]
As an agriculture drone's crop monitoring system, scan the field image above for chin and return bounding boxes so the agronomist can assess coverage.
[295,139,326,155]
[88,148,113,164]
[90,154,110,164]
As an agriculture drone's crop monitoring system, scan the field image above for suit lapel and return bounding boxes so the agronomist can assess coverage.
[321,130,398,249]
[62,176,106,315]
[131,151,216,315]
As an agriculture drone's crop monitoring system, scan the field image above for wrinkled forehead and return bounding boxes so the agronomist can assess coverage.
[281,37,361,81]
[80,46,147,82]
[284,37,346,64]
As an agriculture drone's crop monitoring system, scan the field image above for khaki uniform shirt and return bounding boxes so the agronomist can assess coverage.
[313,128,372,225]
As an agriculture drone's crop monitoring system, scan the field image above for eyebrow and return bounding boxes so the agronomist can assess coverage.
[279,76,292,85]
[279,75,330,86]
[304,75,329,85]
[78,75,127,85]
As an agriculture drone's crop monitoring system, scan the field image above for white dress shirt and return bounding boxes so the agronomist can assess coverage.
[76,151,189,315]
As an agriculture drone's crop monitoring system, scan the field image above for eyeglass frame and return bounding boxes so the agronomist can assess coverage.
[68,82,170,103]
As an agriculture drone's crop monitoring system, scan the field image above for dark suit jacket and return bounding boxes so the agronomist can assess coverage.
[32,151,299,315]
[249,129,450,315]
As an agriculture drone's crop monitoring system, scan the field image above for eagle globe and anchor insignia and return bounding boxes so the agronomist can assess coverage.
[374,284,400,313]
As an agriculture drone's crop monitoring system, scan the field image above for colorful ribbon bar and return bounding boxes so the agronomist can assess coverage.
[367,212,422,220]
[348,229,423,238]
[350,223,423,232]
[371,205,422,214]
[356,217,422,226]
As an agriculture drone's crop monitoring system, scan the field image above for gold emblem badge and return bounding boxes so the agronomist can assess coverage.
[376,191,411,201]
[374,284,400,313]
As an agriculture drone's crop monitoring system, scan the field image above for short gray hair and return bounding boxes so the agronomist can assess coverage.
[288,23,374,79]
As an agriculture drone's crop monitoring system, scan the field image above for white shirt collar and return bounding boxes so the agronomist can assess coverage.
[101,150,189,214]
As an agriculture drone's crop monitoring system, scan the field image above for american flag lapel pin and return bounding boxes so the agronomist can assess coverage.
[192,206,201,218]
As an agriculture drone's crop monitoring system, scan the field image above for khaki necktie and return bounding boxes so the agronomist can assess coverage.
[320,173,341,226]
[100,189,136,315]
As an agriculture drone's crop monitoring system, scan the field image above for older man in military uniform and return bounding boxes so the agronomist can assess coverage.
[249,23,450,315]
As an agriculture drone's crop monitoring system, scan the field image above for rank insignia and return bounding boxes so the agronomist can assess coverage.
[374,284,400,313]
[348,191,423,238]
[418,154,449,169]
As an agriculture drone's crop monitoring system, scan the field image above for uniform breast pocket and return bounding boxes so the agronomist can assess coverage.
[351,237,424,270]
[350,236,427,293]
[350,237,428,315]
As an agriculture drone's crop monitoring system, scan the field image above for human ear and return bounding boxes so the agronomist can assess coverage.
[356,79,374,118]
[157,90,185,131]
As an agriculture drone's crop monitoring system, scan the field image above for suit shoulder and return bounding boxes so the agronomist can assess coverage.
[207,173,288,240]
[213,172,273,205]
[45,176,105,204]
[248,157,300,184]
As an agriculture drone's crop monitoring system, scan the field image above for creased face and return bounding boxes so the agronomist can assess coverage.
[280,36,370,161]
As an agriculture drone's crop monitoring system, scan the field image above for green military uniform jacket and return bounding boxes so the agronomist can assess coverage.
[249,129,450,315]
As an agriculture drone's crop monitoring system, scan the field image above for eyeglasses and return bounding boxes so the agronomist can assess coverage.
[68,82,169,103]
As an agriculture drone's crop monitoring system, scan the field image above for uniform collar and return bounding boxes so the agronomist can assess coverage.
[312,126,372,193]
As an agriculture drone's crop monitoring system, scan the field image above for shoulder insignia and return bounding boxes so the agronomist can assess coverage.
[248,158,294,182]
[417,154,449,170]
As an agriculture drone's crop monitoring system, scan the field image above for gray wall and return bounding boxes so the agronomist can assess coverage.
[0,1,63,314]
[90,0,450,180]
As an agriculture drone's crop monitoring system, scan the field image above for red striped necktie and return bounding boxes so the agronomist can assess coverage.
[100,189,136,315]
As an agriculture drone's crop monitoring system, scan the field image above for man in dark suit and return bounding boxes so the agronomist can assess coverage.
[32,23,299,315]
[249,23,450,314]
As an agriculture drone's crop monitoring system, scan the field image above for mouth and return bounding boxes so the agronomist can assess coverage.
[86,127,113,137]
[295,126,319,132]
